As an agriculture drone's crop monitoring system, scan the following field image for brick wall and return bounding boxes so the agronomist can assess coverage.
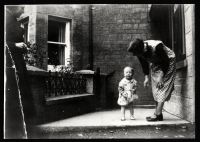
[164,4,195,122]
[25,4,155,107]
[92,4,154,107]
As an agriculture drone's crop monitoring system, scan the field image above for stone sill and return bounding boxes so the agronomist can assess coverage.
[27,65,48,76]
[75,70,95,75]
[26,66,96,77]
[176,59,187,70]
[45,93,94,105]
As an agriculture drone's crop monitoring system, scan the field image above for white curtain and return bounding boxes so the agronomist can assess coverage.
[58,23,65,65]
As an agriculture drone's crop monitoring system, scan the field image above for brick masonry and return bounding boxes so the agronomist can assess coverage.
[92,4,154,107]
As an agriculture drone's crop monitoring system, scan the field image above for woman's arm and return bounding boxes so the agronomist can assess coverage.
[155,43,170,88]
[155,43,170,76]
[118,80,125,96]
[137,56,149,75]
[137,57,149,87]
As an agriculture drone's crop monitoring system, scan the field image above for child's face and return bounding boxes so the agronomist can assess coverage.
[124,68,133,80]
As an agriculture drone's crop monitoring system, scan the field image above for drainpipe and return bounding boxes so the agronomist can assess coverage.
[89,5,94,70]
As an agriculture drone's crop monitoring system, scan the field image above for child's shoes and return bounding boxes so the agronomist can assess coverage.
[130,115,135,120]
[121,117,126,121]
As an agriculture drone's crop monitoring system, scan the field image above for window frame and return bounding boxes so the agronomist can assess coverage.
[171,4,187,68]
[47,15,72,67]
[19,16,29,43]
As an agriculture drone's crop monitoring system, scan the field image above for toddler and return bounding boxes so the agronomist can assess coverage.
[117,66,138,121]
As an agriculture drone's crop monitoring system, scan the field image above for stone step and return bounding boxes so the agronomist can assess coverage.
[34,108,190,129]
[29,123,195,139]
[133,105,155,108]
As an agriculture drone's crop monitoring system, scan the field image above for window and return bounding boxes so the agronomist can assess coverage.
[172,4,186,62]
[47,15,71,68]
[150,4,186,66]
[149,5,173,48]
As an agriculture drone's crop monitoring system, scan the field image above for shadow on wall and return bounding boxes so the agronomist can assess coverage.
[165,67,193,121]
[177,67,192,120]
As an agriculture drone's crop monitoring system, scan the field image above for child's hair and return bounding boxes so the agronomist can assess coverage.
[124,66,134,75]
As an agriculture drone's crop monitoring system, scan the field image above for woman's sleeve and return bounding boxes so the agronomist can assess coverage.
[155,43,170,75]
[137,56,149,75]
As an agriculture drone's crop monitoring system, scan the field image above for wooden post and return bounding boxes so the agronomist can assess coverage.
[89,5,94,70]
[94,67,101,110]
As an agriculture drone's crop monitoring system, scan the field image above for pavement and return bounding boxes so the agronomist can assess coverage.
[35,108,191,129]
[29,108,195,139]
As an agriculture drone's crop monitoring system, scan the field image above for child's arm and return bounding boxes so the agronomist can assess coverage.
[118,86,124,94]
[118,80,125,97]
[131,80,137,94]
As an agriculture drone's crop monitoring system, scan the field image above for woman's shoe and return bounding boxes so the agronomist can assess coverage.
[146,113,163,121]
[146,113,156,120]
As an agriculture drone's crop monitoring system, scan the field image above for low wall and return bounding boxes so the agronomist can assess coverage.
[27,66,97,124]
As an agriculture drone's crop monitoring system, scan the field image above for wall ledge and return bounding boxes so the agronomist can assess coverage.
[176,59,187,70]
[27,65,48,76]
[75,70,95,74]
[45,93,94,105]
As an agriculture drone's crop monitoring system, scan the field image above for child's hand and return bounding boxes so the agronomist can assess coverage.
[120,92,128,98]
[15,42,28,53]
[130,89,136,94]
[133,94,138,99]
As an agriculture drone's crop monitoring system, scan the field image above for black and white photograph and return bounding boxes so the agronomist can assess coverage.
[4,4,195,139]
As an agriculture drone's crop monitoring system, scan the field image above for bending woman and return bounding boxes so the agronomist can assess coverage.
[127,39,176,121]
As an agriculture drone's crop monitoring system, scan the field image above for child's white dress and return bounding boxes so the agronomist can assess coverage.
[117,78,138,106]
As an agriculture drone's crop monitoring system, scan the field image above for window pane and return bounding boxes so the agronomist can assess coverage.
[48,20,65,43]
[48,44,65,66]
[173,5,186,61]
[23,23,28,43]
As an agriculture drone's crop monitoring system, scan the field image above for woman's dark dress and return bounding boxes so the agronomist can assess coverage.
[5,9,35,138]
[138,40,176,102]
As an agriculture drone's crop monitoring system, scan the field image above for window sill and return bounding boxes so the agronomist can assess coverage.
[45,93,94,105]
[176,59,187,69]
[47,41,66,46]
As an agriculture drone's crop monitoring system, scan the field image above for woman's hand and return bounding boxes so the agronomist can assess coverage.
[155,70,164,89]
[157,78,164,89]
[15,42,28,53]
[144,75,149,88]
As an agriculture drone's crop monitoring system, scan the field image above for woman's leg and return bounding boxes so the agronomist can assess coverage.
[121,106,125,120]
[153,101,158,115]
[146,102,164,121]
[146,102,158,119]
[155,102,164,115]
